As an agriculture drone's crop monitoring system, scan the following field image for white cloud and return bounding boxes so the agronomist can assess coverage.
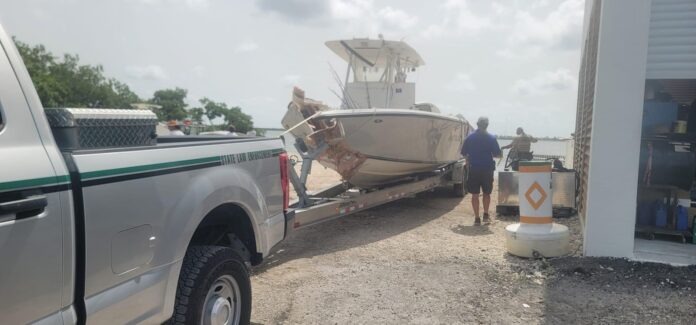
[421,25,446,39]
[129,0,211,9]
[283,74,301,86]
[530,0,552,9]
[329,0,371,20]
[255,0,418,34]
[491,2,512,16]
[513,69,575,96]
[235,42,259,53]
[31,8,50,19]
[328,0,419,34]
[129,0,160,4]
[184,0,210,9]
[3,0,583,137]
[420,0,492,39]
[496,48,530,60]
[445,0,492,33]
[192,65,206,77]
[329,0,418,36]
[126,65,168,80]
[445,73,476,91]
[377,6,418,30]
[498,0,584,58]
[239,96,277,106]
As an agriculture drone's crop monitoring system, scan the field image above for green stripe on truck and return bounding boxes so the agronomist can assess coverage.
[1,149,284,191]
[0,175,70,192]
[79,149,284,180]
[79,156,222,180]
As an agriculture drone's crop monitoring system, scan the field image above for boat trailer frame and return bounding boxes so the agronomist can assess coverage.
[283,136,468,232]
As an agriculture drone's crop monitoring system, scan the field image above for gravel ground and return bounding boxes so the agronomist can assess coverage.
[251,165,696,324]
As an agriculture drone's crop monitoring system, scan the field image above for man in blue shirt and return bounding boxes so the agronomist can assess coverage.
[461,117,501,225]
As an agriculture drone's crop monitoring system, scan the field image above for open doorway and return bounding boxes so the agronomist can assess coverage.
[635,79,696,264]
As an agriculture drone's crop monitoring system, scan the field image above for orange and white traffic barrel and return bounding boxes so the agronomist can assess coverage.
[505,161,569,258]
[518,161,553,225]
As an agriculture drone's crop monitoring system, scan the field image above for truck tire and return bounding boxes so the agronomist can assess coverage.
[169,245,251,325]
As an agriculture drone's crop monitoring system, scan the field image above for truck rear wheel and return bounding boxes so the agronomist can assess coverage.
[169,246,251,325]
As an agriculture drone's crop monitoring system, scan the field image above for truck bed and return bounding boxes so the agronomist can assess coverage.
[61,135,286,323]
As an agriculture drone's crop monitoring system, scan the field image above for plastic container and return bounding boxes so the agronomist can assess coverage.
[643,101,678,134]
[676,206,689,231]
[655,202,668,228]
[637,201,654,226]
[678,198,691,207]
[505,224,570,258]
[673,120,688,133]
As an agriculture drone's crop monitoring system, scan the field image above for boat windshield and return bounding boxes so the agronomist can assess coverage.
[353,63,388,82]
[351,59,412,83]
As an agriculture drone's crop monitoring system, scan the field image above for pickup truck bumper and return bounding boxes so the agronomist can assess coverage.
[265,210,295,255]
[284,209,296,239]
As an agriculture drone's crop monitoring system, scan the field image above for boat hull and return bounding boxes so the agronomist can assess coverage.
[342,157,446,187]
[311,109,470,187]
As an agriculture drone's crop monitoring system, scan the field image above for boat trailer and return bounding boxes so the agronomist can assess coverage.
[283,136,468,232]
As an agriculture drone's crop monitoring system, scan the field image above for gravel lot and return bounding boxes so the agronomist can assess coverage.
[251,165,696,324]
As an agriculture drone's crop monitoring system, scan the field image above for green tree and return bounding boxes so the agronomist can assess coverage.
[200,97,228,123]
[225,106,254,133]
[189,107,205,124]
[151,88,188,121]
[195,98,255,132]
[112,80,141,107]
[14,39,141,108]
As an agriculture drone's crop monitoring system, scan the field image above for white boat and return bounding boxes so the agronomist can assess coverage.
[282,38,472,188]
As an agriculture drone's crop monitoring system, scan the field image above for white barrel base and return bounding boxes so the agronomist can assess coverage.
[505,223,570,258]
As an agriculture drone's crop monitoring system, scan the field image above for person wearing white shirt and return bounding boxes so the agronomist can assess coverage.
[167,120,185,136]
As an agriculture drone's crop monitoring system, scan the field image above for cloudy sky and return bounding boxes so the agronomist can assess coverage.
[0,0,584,136]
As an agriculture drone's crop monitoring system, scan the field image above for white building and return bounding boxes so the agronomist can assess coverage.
[575,0,696,265]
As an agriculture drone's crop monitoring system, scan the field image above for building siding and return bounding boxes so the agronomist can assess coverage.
[574,0,601,223]
[647,0,696,79]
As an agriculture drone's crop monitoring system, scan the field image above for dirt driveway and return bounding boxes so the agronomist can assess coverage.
[251,167,696,324]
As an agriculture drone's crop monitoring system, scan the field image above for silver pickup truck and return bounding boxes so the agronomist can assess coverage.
[0,23,289,324]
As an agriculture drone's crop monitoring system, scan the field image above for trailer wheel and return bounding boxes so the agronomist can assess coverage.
[168,246,251,325]
[453,164,468,197]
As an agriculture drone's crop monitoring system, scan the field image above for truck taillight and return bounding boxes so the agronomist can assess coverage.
[279,152,290,212]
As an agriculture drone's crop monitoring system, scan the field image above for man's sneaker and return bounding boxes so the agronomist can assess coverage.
[474,217,481,226]
[482,213,491,224]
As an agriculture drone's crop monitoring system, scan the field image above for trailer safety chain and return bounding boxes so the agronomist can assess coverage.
[289,154,299,165]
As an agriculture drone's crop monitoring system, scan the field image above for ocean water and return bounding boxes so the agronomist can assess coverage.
[497,138,570,157]
[263,129,286,138]
[264,129,573,163]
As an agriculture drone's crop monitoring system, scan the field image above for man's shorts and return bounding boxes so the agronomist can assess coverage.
[467,167,494,195]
